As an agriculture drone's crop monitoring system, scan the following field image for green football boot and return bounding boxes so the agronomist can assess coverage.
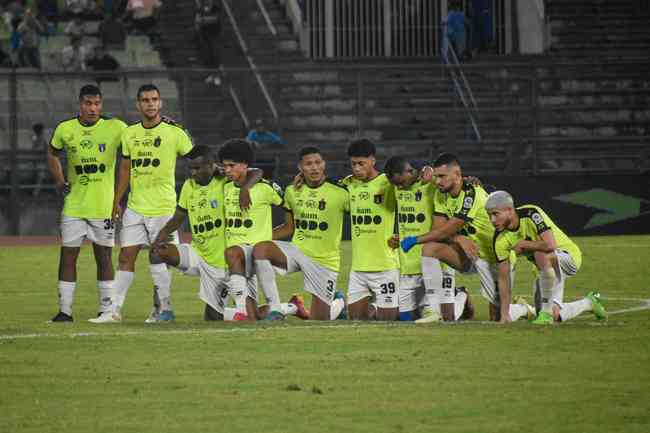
[586,291,608,321]
[531,311,554,325]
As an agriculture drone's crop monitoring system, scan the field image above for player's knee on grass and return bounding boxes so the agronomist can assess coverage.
[348,299,370,320]
[310,296,330,321]
[376,307,398,321]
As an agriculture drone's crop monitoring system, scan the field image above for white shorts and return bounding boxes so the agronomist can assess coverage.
[274,241,338,305]
[464,258,515,307]
[533,249,579,308]
[120,207,179,247]
[399,274,425,313]
[60,215,115,247]
[348,269,400,309]
[177,244,230,314]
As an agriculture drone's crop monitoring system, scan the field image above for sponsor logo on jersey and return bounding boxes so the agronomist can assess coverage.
[80,139,92,150]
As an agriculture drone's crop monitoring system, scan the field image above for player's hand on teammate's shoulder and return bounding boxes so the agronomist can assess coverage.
[463,175,483,187]
[239,187,252,211]
[512,241,528,255]
[292,171,304,190]
[388,234,400,249]
[419,165,434,182]
[56,181,71,196]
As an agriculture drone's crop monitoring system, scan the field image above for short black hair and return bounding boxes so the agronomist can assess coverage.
[383,156,409,179]
[347,138,376,157]
[137,84,160,99]
[185,145,215,162]
[79,84,102,100]
[433,152,460,168]
[218,139,254,165]
[299,146,322,160]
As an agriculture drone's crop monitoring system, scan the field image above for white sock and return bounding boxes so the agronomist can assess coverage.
[113,270,134,311]
[330,297,345,320]
[281,303,298,316]
[58,281,76,316]
[97,280,114,314]
[559,298,592,322]
[539,268,556,315]
[422,257,443,315]
[453,290,467,320]
[224,308,237,321]
[150,263,172,311]
[229,274,248,314]
[509,303,528,321]
[254,259,282,312]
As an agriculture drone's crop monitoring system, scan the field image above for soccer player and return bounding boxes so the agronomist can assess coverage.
[342,139,400,321]
[47,84,127,323]
[384,156,474,322]
[485,190,607,324]
[220,139,285,321]
[253,146,348,320]
[109,84,194,323]
[151,145,262,320]
[400,153,533,323]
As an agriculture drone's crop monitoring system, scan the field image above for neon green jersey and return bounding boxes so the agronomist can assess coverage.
[178,176,227,269]
[284,180,349,272]
[50,116,127,219]
[396,180,437,275]
[433,182,499,263]
[342,173,399,272]
[224,180,284,247]
[493,205,582,270]
[121,119,193,217]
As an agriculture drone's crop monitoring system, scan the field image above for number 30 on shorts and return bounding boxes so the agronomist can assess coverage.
[380,282,396,294]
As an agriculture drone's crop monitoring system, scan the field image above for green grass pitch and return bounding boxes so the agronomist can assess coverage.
[1,235,649,433]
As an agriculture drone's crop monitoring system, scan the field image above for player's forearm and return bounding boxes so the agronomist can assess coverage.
[243,168,263,188]
[416,225,456,244]
[113,160,130,205]
[519,240,554,253]
[497,270,512,319]
[160,210,186,236]
[46,152,66,186]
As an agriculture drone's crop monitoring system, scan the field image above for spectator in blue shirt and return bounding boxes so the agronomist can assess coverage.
[443,1,468,61]
[246,119,287,148]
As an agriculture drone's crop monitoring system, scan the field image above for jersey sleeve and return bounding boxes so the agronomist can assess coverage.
[283,186,294,212]
[269,181,284,206]
[530,209,551,235]
[176,128,194,156]
[178,180,190,210]
[493,233,511,262]
[49,124,64,151]
[432,190,447,218]
[453,184,479,222]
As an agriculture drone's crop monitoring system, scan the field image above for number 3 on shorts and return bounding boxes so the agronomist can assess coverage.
[103,219,115,230]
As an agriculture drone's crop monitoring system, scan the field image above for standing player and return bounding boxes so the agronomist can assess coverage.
[252,146,347,320]
[220,139,285,321]
[343,139,400,321]
[151,145,262,320]
[400,153,533,323]
[47,84,127,322]
[384,156,473,321]
[109,84,194,323]
[485,190,607,324]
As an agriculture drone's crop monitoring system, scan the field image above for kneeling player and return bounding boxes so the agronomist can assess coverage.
[253,147,347,320]
[152,145,260,320]
[485,190,607,324]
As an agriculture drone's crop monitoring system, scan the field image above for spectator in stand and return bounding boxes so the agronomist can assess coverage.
[195,0,222,86]
[61,34,90,71]
[470,0,493,55]
[246,119,287,149]
[64,15,85,39]
[99,12,126,49]
[37,1,59,23]
[86,44,120,84]
[443,0,468,61]
[17,8,44,68]
[65,0,101,20]
[124,0,161,40]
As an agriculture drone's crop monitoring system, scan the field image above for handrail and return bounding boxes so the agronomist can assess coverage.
[229,85,250,129]
[256,0,278,36]
[220,0,279,122]
[442,35,482,142]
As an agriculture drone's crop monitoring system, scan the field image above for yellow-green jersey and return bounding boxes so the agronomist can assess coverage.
[50,116,127,219]
[178,176,227,269]
[342,173,399,272]
[433,182,498,263]
[493,205,582,270]
[224,180,284,247]
[121,118,193,217]
[396,180,437,275]
[284,180,349,272]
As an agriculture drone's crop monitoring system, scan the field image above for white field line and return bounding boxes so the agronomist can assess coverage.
[0,299,648,341]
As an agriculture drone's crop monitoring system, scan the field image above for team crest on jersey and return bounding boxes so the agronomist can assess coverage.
[415,190,422,202]
[374,194,383,204]
[210,199,218,208]
[318,199,326,210]
[154,137,161,147]
[98,143,106,152]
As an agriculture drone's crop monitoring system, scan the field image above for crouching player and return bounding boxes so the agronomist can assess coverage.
[384,156,474,321]
[152,145,261,320]
[485,190,607,324]
[253,146,347,320]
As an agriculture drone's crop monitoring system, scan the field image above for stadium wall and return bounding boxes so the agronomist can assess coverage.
[2,175,648,237]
